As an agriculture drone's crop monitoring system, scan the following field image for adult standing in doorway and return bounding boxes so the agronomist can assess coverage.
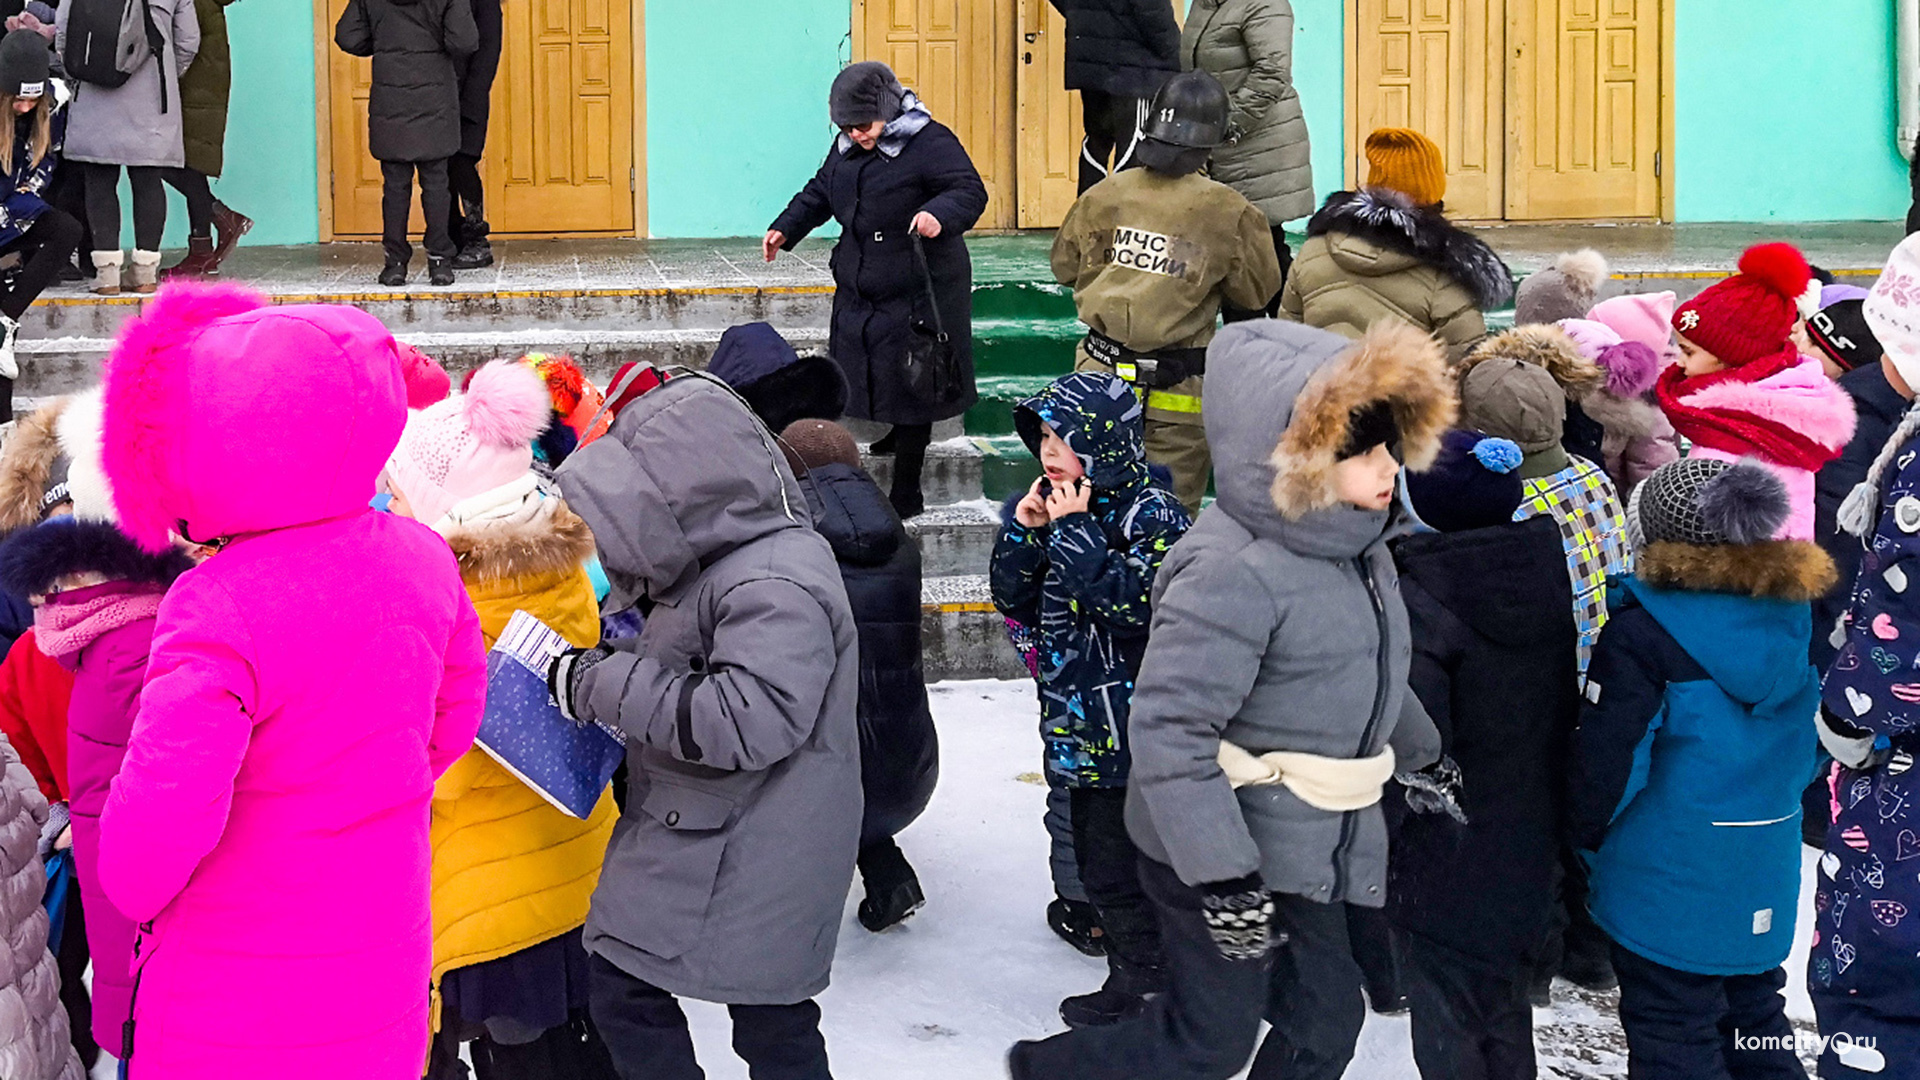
[765,61,988,520]
[1182,0,1311,318]
[1051,0,1181,194]
[160,0,253,279]
[447,0,500,270]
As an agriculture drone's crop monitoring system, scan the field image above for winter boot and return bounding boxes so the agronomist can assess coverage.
[1059,956,1166,1028]
[379,259,408,287]
[0,312,21,382]
[451,196,493,270]
[1047,897,1107,957]
[57,259,84,284]
[88,250,122,296]
[428,258,455,287]
[129,249,161,294]
[209,200,252,268]
[161,237,219,281]
[856,839,926,932]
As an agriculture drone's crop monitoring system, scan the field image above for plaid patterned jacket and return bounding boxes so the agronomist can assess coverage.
[1516,457,1633,676]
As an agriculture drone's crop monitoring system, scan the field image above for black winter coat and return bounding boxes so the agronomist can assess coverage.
[334,0,478,163]
[454,0,501,158]
[1049,0,1181,97]
[771,121,988,426]
[1813,362,1908,669]
[1387,515,1578,971]
[803,462,939,845]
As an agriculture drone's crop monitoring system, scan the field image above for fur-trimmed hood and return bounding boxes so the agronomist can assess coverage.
[1665,358,1857,461]
[1456,325,1606,397]
[704,322,849,436]
[1635,539,1835,602]
[1306,188,1516,310]
[0,518,196,598]
[1203,320,1455,557]
[0,396,67,535]
[440,499,598,586]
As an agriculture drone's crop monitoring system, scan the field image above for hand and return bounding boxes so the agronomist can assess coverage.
[37,800,68,858]
[1044,477,1092,521]
[547,644,615,724]
[911,211,942,239]
[762,229,786,263]
[1200,874,1280,961]
[1398,755,1469,823]
[1014,478,1050,529]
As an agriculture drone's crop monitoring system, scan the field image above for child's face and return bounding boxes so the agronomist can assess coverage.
[1332,444,1401,512]
[378,470,417,519]
[1676,334,1725,377]
[1790,318,1815,358]
[1885,355,1917,401]
[1039,425,1087,486]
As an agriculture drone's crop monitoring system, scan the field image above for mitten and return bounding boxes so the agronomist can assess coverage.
[547,644,615,723]
[1398,755,1469,824]
[1200,873,1279,962]
[1819,704,1889,771]
[37,800,67,858]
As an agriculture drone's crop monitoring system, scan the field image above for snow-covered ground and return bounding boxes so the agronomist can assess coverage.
[668,679,1823,1079]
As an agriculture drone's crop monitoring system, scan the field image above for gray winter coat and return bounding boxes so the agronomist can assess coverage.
[58,0,200,168]
[1124,320,1443,906]
[1182,0,1313,225]
[556,372,862,1006]
[0,732,82,1080]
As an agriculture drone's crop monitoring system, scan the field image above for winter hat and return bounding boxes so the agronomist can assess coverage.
[1515,250,1609,325]
[1822,283,1870,309]
[1670,243,1813,368]
[1459,357,1569,480]
[1864,233,1920,391]
[1625,456,1787,552]
[1557,318,1663,398]
[830,61,907,128]
[1406,429,1525,532]
[1806,299,1883,373]
[1589,291,1678,359]
[385,359,551,528]
[1337,401,1402,461]
[0,30,50,99]
[1363,128,1446,207]
[779,419,862,478]
[396,342,451,410]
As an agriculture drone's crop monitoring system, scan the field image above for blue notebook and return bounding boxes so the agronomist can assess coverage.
[478,611,625,819]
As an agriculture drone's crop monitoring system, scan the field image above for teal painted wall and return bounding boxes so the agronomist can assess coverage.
[645,0,849,238]
[1672,1,1906,223]
[1289,0,1345,218]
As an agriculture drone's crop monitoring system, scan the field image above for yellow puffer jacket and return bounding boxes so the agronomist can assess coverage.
[429,498,616,1007]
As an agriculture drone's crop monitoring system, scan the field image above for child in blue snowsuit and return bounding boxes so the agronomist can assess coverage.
[1572,457,1830,1080]
[990,371,1191,1028]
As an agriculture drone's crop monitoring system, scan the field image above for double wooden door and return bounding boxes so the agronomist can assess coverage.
[1350,0,1663,221]
[327,0,636,238]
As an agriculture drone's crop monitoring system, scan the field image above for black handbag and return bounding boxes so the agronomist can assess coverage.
[903,233,962,403]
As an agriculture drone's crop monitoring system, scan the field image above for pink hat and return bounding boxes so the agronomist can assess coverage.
[385,359,550,528]
[1556,318,1662,398]
[396,342,452,409]
[1588,291,1678,357]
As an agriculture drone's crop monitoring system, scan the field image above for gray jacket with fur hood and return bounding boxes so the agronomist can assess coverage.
[556,372,862,1005]
[0,730,82,1080]
[1124,320,1449,904]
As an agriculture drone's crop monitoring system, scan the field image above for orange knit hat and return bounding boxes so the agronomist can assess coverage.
[1365,128,1447,207]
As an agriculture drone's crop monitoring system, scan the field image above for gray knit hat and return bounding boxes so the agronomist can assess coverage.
[1515,250,1609,326]
[1626,457,1788,550]
[829,61,907,128]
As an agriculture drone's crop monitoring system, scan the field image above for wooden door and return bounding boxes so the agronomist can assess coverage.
[856,0,1017,229]
[1505,0,1660,219]
[1350,0,1505,220]
[1014,0,1083,228]
[327,0,635,238]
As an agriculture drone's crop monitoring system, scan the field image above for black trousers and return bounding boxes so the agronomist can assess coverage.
[1401,933,1535,1080]
[447,152,486,246]
[587,954,831,1080]
[885,421,932,518]
[427,1009,620,1080]
[1908,151,1920,235]
[1,209,81,321]
[380,158,455,264]
[80,162,165,252]
[1070,787,1164,992]
[45,164,91,260]
[161,167,214,238]
[55,880,97,1068]
[1610,942,1804,1080]
[1078,89,1148,195]
[1013,857,1365,1080]
[1222,226,1295,322]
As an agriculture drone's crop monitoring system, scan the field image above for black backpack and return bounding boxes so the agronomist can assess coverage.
[62,0,167,106]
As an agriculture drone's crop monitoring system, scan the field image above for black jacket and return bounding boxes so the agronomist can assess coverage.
[1049,0,1181,97]
[335,0,478,162]
[453,0,501,158]
[803,462,938,844]
[1813,362,1908,669]
[1387,515,1578,970]
[771,120,988,426]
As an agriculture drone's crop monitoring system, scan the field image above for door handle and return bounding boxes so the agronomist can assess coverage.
[1025,32,1039,42]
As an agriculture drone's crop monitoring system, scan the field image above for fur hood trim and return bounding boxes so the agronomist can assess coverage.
[0,518,195,598]
[0,397,68,535]
[442,499,598,586]
[1456,325,1606,396]
[1636,539,1835,601]
[1307,188,1516,310]
[1675,361,1858,454]
[1270,322,1457,519]
[55,388,116,523]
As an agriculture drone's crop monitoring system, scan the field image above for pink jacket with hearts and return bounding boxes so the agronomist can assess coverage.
[93,286,487,1079]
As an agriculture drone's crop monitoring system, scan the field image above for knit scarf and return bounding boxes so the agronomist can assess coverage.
[1654,350,1837,470]
[35,579,163,659]
[836,91,933,159]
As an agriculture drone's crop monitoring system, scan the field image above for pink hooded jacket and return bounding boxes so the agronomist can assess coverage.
[92,286,487,1078]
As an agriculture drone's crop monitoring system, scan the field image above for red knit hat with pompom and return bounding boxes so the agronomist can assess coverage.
[1670,243,1812,367]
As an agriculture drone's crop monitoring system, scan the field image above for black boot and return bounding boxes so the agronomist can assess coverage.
[451,194,493,270]
[429,258,455,287]
[378,259,407,287]
[856,839,926,932]
[1047,897,1107,957]
[1059,961,1165,1028]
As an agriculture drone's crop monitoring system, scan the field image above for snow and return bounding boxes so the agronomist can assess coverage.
[668,679,1828,1079]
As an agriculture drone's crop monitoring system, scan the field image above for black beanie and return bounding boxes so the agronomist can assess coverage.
[829,61,906,128]
[1337,401,1403,461]
[1807,299,1883,373]
[1405,429,1526,532]
[0,31,48,99]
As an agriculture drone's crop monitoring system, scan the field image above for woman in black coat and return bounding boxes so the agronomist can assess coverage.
[765,61,989,520]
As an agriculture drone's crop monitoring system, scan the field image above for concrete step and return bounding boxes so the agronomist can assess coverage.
[858,437,984,510]
[920,574,1027,682]
[905,501,998,578]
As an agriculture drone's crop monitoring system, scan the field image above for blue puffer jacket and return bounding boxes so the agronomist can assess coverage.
[1571,538,1829,976]
[0,85,66,251]
[989,372,1190,788]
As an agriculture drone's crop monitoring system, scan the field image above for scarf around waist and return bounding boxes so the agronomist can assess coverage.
[1217,739,1398,812]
